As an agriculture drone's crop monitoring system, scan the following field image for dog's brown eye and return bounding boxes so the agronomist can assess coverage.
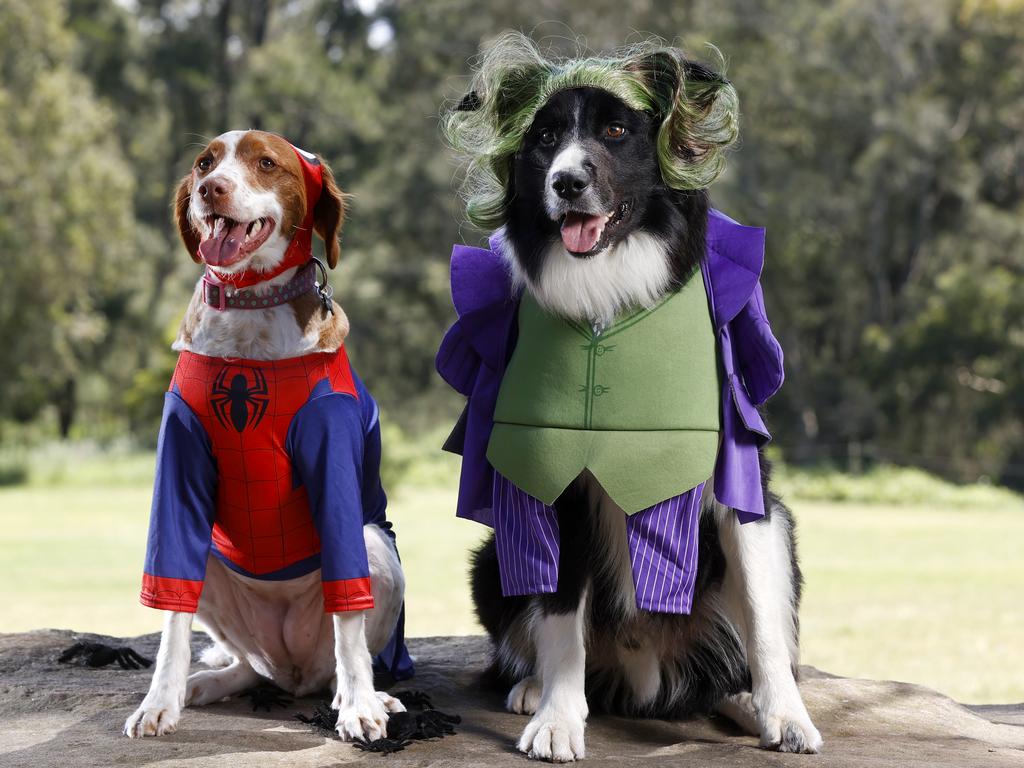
[538,128,557,146]
[197,157,212,172]
[605,124,626,139]
[259,157,275,170]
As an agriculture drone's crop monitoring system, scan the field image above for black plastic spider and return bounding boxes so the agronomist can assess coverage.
[210,366,269,432]
[241,684,293,711]
[413,709,461,739]
[294,702,338,735]
[295,692,461,756]
[393,689,434,710]
[58,642,152,670]
[353,737,413,754]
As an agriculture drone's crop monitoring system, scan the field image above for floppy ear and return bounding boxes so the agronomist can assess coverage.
[313,160,345,269]
[173,172,202,263]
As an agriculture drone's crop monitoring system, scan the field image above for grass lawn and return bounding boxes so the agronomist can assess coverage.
[0,449,1021,704]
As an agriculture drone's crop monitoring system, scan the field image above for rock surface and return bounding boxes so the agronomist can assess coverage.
[0,629,1021,767]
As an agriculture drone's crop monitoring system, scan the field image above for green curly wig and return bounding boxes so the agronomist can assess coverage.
[442,32,740,231]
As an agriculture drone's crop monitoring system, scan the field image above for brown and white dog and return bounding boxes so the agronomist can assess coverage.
[124,130,408,741]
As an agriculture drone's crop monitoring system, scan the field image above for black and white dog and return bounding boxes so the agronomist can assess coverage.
[470,84,823,760]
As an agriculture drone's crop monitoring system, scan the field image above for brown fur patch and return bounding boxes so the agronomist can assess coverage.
[291,293,349,352]
[174,173,201,262]
[193,138,227,174]
[315,164,346,268]
[234,131,307,239]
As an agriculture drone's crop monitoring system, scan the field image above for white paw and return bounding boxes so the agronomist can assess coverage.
[376,690,407,714]
[184,670,226,707]
[758,706,823,753]
[517,704,586,762]
[507,675,543,715]
[123,698,181,738]
[332,688,390,742]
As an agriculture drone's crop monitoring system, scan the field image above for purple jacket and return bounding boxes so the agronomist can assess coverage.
[436,208,783,526]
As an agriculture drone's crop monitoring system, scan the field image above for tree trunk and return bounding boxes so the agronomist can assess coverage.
[56,378,77,439]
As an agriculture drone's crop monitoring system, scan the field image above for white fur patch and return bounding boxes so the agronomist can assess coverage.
[123,612,193,738]
[549,143,586,177]
[714,500,823,752]
[518,590,590,761]
[544,142,588,216]
[509,231,673,326]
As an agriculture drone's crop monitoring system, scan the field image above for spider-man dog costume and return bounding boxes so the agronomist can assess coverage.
[142,348,411,676]
[140,146,410,678]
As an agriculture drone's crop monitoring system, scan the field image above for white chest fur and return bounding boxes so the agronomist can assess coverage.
[507,231,674,327]
[173,274,338,360]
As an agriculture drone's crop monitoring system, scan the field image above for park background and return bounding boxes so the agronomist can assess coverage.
[0,0,1021,704]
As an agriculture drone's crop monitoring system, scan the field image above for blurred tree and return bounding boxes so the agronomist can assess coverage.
[697,0,1024,485]
[0,0,135,436]
[2,0,1021,487]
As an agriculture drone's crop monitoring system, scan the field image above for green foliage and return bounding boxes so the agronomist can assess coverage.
[774,462,1024,509]
[1,0,1022,491]
[0,0,135,433]
[700,0,1024,488]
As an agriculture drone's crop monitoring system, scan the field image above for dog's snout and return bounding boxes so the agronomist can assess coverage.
[551,170,591,200]
[198,177,235,201]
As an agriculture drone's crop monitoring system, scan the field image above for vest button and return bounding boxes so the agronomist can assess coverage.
[593,384,608,396]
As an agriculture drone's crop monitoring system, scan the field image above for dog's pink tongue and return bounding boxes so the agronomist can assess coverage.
[198,220,249,266]
[560,212,605,254]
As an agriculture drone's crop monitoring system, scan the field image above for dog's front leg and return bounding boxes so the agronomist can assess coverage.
[331,611,402,741]
[518,591,589,762]
[716,505,822,753]
[124,611,192,737]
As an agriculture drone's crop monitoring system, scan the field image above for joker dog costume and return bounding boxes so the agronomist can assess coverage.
[436,33,820,760]
[437,51,782,613]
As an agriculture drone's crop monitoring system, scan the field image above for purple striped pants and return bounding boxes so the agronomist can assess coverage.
[491,472,704,614]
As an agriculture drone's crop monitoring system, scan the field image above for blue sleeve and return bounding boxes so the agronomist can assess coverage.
[141,390,217,612]
[288,391,374,612]
[354,375,391,536]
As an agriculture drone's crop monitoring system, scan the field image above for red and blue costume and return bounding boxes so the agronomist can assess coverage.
[140,346,412,678]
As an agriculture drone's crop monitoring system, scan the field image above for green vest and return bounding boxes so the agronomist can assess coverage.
[486,276,721,514]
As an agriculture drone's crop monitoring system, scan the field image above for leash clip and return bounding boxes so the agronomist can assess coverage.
[311,257,334,315]
[202,272,228,311]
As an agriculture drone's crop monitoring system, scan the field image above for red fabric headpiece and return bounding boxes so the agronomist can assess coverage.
[207,143,324,289]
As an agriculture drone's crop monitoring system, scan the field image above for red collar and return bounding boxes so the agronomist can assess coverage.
[207,144,324,290]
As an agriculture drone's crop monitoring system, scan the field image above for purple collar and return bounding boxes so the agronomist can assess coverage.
[202,259,323,311]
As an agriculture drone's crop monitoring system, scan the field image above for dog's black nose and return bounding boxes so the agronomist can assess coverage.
[551,170,590,200]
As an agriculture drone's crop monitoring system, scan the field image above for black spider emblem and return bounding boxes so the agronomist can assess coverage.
[210,366,269,432]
